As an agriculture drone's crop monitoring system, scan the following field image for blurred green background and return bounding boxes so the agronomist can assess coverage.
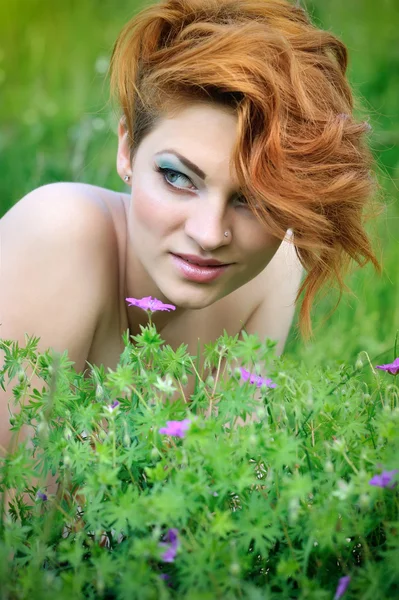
[0,0,398,368]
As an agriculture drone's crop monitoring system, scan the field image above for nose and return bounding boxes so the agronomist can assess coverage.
[184,197,231,251]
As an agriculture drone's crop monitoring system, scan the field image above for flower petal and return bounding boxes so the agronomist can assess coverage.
[334,575,351,599]
[159,419,191,438]
[369,469,398,488]
[376,357,399,375]
[239,367,276,389]
[125,296,176,313]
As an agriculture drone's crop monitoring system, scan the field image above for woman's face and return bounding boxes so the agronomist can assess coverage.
[117,102,283,310]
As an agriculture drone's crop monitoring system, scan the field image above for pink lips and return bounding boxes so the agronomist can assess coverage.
[171,254,230,283]
[174,253,227,267]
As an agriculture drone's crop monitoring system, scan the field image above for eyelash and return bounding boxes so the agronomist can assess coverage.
[154,165,249,208]
[155,165,195,190]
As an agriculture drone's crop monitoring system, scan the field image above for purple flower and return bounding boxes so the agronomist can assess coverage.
[125,296,176,313]
[159,528,180,563]
[369,469,398,489]
[376,357,399,375]
[334,575,351,599]
[159,419,191,438]
[36,491,47,501]
[239,367,277,389]
[105,400,120,413]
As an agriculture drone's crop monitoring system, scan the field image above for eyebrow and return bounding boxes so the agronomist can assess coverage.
[154,149,206,180]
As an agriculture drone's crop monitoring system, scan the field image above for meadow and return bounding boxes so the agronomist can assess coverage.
[1,0,398,368]
[0,2,398,597]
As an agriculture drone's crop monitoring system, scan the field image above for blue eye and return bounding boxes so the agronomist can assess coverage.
[155,166,195,190]
[155,164,255,210]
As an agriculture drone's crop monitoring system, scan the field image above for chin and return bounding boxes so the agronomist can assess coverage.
[159,285,219,311]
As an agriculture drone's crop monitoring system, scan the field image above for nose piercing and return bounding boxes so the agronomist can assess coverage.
[224,231,229,237]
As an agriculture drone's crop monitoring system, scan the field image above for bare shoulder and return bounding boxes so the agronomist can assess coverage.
[3,181,116,232]
[1,182,119,372]
[264,230,302,281]
[238,231,303,354]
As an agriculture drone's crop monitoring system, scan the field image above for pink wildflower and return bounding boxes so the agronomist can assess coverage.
[125,296,176,313]
[334,575,351,599]
[375,357,399,375]
[104,400,120,413]
[239,367,277,389]
[159,528,180,563]
[159,419,191,438]
[369,469,398,489]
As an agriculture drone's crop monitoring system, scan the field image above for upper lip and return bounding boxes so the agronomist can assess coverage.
[172,253,231,266]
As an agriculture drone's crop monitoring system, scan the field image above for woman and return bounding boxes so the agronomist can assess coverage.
[0,0,379,452]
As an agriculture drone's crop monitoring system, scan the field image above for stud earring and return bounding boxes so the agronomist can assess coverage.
[124,174,130,182]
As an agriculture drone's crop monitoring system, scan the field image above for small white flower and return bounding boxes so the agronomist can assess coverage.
[332,479,353,501]
[154,375,177,396]
[332,438,346,453]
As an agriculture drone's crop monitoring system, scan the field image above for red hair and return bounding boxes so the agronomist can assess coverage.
[109,0,380,338]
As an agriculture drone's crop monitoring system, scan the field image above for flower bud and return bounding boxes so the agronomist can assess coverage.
[37,421,49,437]
[324,460,334,473]
[288,497,300,524]
[96,384,105,401]
[355,356,363,370]
[230,563,240,576]
[123,433,130,447]
[151,447,160,459]
[63,454,72,467]
[358,493,371,509]
[256,407,266,420]
[17,369,26,383]
[99,429,107,440]
[180,373,188,386]
[205,375,215,387]
[332,438,346,453]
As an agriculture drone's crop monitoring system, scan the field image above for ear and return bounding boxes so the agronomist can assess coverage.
[116,117,132,181]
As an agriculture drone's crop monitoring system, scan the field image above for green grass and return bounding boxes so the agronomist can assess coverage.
[1,0,398,369]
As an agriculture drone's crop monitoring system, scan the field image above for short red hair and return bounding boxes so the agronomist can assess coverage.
[110,0,380,338]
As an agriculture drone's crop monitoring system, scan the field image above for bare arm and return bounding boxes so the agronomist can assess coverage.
[241,233,303,356]
[0,182,114,454]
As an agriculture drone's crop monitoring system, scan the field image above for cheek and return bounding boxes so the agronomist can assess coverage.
[244,226,282,263]
[131,186,178,235]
